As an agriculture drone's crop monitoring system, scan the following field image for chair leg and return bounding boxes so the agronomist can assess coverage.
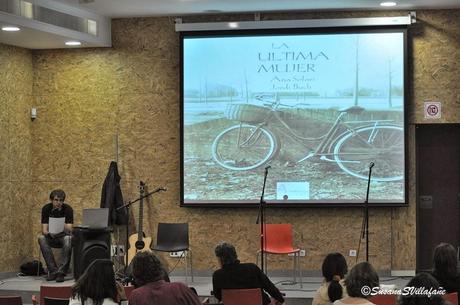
[37,244,42,276]
[292,253,297,283]
[264,253,268,276]
[292,253,303,288]
[256,251,269,275]
[189,249,194,282]
[184,251,188,283]
[298,253,303,288]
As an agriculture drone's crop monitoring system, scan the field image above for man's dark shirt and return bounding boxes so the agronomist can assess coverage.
[212,262,284,305]
[41,203,74,224]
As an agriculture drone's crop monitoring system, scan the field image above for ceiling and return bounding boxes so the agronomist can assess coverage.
[1,0,460,49]
[58,0,460,17]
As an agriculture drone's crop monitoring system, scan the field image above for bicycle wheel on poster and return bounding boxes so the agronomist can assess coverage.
[333,125,404,181]
[211,124,279,171]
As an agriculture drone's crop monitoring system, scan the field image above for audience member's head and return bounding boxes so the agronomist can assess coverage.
[433,243,458,278]
[72,259,118,305]
[322,252,348,281]
[322,252,348,302]
[132,251,165,287]
[399,273,445,305]
[215,242,239,266]
[345,262,379,299]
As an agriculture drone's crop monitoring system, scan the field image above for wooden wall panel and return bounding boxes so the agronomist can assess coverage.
[385,124,416,270]
[31,93,118,182]
[0,43,33,271]
[411,11,460,123]
[0,93,9,182]
[33,49,122,96]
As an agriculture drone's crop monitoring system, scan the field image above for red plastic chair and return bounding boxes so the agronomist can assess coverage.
[222,288,263,305]
[443,292,459,305]
[258,224,302,286]
[0,296,23,305]
[123,285,135,299]
[369,294,397,305]
[43,298,69,305]
[32,285,72,305]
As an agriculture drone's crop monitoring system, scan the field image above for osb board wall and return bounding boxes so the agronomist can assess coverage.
[0,43,33,271]
[410,11,460,122]
[22,9,460,273]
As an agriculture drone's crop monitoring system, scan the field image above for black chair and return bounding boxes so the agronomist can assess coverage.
[152,223,193,282]
[43,298,69,305]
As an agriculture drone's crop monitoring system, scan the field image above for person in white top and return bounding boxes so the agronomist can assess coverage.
[69,259,126,305]
[333,262,379,305]
[313,252,349,305]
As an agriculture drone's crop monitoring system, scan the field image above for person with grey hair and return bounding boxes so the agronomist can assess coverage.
[212,242,285,305]
[333,262,379,305]
[128,251,201,305]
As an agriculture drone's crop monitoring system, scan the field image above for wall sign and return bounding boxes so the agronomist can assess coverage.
[424,101,441,119]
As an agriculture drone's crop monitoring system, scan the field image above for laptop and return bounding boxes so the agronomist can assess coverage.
[81,208,109,229]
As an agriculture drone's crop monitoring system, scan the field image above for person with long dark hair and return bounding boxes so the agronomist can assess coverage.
[333,262,379,305]
[70,259,126,305]
[313,253,348,305]
[212,242,285,305]
[399,273,447,305]
[431,243,460,302]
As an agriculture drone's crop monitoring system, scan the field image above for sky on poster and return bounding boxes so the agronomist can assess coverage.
[183,32,404,95]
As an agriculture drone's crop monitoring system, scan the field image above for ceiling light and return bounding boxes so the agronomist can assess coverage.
[228,22,239,28]
[380,1,397,6]
[65,41,81,46]
[2,26,20,32]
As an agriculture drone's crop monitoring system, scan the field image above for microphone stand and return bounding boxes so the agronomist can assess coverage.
[358,162,374,262]
[256,166,270,274]
[116,182,166,283]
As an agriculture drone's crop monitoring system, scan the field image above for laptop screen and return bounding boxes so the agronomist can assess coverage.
[82,208,109,228]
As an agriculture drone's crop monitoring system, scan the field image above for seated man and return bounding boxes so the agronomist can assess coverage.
[129,251,202,305]
[212,242,285,305]
[38,189,73,282]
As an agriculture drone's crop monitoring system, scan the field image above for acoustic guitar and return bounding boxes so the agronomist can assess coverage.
[127,181,152,265]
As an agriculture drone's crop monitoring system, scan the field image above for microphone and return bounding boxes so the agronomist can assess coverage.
[139,181,146,192]
[369,162,375,169]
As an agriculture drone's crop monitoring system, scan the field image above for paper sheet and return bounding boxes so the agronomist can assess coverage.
[48,217,65,234]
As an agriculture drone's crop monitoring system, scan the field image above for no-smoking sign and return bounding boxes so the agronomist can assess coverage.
[424,101,441,119]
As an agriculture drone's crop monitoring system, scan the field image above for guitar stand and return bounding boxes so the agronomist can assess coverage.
[113,225,127,279]
[115,181,166,284]
[113,182,142,285]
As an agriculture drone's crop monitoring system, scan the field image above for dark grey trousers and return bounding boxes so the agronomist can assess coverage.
[38,234,72,275]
